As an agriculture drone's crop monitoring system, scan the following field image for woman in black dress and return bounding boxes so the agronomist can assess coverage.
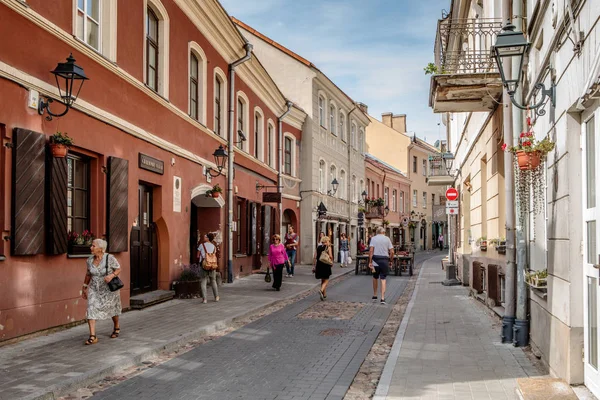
[313,236,333,301]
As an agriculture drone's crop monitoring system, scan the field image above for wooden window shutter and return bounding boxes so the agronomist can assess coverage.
[107,157,128,252]
[46,156,68,254]
[262,205,271,256]
[11,128,46,255]
[487,264,498,304]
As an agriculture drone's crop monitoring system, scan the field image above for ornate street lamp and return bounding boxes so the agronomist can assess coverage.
[38,54,88,121]
[328,178,339,196]
[442,152,455,175]
[206,145,228,178]
[492,22,555,116]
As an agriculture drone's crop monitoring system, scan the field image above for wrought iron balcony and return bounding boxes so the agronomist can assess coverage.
[429,17,504,113]
[426,154,455,186]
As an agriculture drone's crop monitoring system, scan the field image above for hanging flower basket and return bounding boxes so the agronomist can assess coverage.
[48,131,74,158]
[49,143,68,158]
[516,150,541,170]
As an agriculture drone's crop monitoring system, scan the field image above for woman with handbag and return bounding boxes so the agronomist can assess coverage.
[81,238,122,345]
[313,236,333,301]
[268,234,288,291]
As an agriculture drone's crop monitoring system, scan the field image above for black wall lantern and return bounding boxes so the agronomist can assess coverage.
[38,54,88,121]
[206,145,228,178]
[328,178,339,196]
[492,22,555,116]
[442,151,455,175]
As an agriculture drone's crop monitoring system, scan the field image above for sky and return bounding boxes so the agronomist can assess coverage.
[220,0,450,144]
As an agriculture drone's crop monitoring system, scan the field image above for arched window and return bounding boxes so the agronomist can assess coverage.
[340,111,346,142]
[254,107,264,161]
[213,69,227,137]
[267,121,275,168]
[284,136,292,174]
[330,164,337,196]
[319,160,326,193]
[351,175,357,202]
[351,122,357,148]
[339,170,346,199]
[144,1,169,97]
[146,8,159,92]
[189,53,199,120]
[236,91,249,151]
[392,189,397,212]
[237,97,245,148]
[330,103,336,135]
[359,128,365,153]
[189,43,207,124]
[319,96,325,127]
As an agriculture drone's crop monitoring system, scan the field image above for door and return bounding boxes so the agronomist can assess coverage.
[583,110,600,396]
[130,183,158,296]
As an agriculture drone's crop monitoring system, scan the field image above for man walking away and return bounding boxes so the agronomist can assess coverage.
[368,226,394,304]
[285,226,299,277]
[438,233,444,250]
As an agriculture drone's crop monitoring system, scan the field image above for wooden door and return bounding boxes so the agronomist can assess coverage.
[130,184,157,295]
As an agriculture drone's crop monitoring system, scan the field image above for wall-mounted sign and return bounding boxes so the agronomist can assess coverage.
[262,192,282,203]
[139,153,164,175]
[173,176,182,213]
[446,207,459,215]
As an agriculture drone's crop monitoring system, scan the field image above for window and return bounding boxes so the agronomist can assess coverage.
[237,97,244,149]
[319,160,325,193]
[67,154,90,234]
[384,187,389,207]
[76,0,100,50]
[351,175,357,202]
[189,53,199,120]
[339,170,346,200]
[422,192,427,208]
[400,191,404,212]
[351,123,356,148]
[267,123,274,168]
[236,201,242,252]
[413,156,417,173]
[284,137,292,175]
[360,180,364,199]
[254,112,262,159]
[340,112,346,141]
[392,190,397,212]
[359,128,364,153]
[412,190,417,207]
[422,159,427,176]
[214,76,222,135]
[330,104,336,135]
[319,96,325,127]
[500,275,506,304]
[432,193,436,206]
[146,7,159,92]
[330,165,337,196]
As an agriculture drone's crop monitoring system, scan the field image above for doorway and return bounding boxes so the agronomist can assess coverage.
[583,109,600,396]
[130,183,158,296]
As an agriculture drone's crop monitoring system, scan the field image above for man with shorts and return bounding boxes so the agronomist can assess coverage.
[368,226,394,304]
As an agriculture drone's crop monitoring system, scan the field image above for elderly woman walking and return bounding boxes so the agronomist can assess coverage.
[81,238,122,345]
[268,234,289,291]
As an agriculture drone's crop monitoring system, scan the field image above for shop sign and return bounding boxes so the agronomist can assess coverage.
[139,153,164,175]
[262,192,282,203]
[173,176,181,213]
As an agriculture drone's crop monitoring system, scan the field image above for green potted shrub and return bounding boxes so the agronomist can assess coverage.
[478,236,487,251]
[526,269,548,288]
[206,183,223,198]
[496,237,506,254]
[49,131,74,158]
[172,264,201,298]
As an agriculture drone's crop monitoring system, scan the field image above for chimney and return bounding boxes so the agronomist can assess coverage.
[392,114,407,134]
[356,102,368,114]
[381,112,393,128]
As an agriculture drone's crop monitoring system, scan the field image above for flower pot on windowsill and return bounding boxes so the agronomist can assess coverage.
[49,143,68,158]
[69,243,91,256]
[479,241,487,251]
[516,150,541,170]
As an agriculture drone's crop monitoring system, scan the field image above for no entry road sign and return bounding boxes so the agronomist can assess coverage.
[445,188,458,201]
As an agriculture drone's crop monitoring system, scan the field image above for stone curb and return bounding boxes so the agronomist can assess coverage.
[23,268,355,400]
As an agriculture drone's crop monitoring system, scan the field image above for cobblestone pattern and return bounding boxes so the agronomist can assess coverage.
[90,274,409,400]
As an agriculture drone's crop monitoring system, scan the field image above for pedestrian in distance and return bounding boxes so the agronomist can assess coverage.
[438,233,444,250]
[368,226,394,305]
[268,234,289,291]
[81,238,122,345]
[339,232,350,268]
[358,239,367,254]
[317,231,325,246]
[284,225,299,277]
[197,233,220,303]
[313,235,333,300]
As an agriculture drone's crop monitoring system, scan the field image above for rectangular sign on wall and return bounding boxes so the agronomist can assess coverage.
[262,192,282,203]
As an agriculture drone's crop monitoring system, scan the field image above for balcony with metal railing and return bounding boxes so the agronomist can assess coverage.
[426,153,456,186]
[429,17,504,113]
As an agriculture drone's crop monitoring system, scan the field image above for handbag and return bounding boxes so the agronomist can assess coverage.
[319,245,333,265]
[105,254,124,292]
[265,267,272,283]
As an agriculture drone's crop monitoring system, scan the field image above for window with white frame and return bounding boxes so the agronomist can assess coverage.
[330,165,337,196]
[422,191,427,208]
[359,128,364,153]
[284,137,292,175]
[319,96,325,127]
[412,190,417,207]
[392,189,397,212]
[267,123,275,168]
[76,0,101,50]
[330,104,336,135]
[340,112,346,142]
[214,75,224,135]
[400,191,404,212]
[384,187,389,208]
[351,122,356,148]
[144,2,169,97]
[254,109,264,161]
[422,159,427,176]
[146,7,159,92]
[188,43,207,124]
[319,160,326,193]
[189,53,199,120]
[339,170,346,199]
[351,175,356,202]
[237,97,245,149]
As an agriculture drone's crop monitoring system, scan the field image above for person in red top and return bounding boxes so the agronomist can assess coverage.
[284,226,299,277]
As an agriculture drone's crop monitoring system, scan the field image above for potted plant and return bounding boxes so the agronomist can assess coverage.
[172,264,201,298]
[206,183,223,198]
[49,131,74,158]
[505,132,555,171]
[496,237,506,254]
[526,269,548,288]
[68,230,94,255]
[477,236,487,251]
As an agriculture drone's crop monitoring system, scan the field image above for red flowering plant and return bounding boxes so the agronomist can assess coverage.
[68,230,95,245]
[503,131,555,155]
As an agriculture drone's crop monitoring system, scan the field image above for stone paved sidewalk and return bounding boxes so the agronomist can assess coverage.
[0,264,352,400]
[375,256,542,400]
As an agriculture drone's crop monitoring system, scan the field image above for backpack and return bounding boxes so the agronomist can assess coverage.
[201,243,218,271]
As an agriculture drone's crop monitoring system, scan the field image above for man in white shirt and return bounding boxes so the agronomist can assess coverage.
[368,226,394,304]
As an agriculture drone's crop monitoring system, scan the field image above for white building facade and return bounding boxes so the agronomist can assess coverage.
[234,19,369,263]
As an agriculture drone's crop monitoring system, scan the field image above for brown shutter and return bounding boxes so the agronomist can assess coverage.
[262,205,271,255]
[46,156,68,254]
[107,157,128,252]
[11,128,46,255]
[487,264,498,304]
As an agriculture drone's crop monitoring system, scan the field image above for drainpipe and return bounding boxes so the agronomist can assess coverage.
[226,42,252,283]
[347,106,357,248]
[512,0,529,347]
[278,100,293,234]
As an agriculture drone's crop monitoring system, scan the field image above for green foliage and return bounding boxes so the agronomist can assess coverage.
[179,264,201,281]
[50,131,74,146]
[424,63,438,75]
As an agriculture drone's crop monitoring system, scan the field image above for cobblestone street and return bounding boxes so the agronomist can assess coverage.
[89,270,411,400]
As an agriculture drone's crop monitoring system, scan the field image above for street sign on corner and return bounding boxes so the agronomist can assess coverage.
[445,188,459,201]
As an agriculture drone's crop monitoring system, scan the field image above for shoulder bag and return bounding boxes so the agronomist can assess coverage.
[319,245,333,265]
[265,267,272,283]
[105,254,124,292]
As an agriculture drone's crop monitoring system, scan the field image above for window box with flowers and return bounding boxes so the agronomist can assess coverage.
[68,230,94,255]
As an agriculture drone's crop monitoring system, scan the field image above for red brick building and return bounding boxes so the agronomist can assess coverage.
[364,154,411,246]
[0,0,305,341]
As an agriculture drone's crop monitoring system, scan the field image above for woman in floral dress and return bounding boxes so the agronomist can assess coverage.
[81,238,122,345]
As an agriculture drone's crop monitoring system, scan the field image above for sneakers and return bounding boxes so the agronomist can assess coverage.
[202,299,207,304]
[380,299,386,305]
[289,274,293,278]
[285,274,289,278]
[372,296,378,302]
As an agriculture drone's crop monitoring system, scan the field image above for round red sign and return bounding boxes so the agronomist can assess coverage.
[446,188,458,201]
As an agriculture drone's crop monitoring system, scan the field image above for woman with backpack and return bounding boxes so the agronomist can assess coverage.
[197,233,219,303]
[268,234,289,291]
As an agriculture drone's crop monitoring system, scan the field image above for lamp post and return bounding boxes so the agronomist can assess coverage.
[328,178,339,196]
[205,145,228,178]
[38,54,88,121]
